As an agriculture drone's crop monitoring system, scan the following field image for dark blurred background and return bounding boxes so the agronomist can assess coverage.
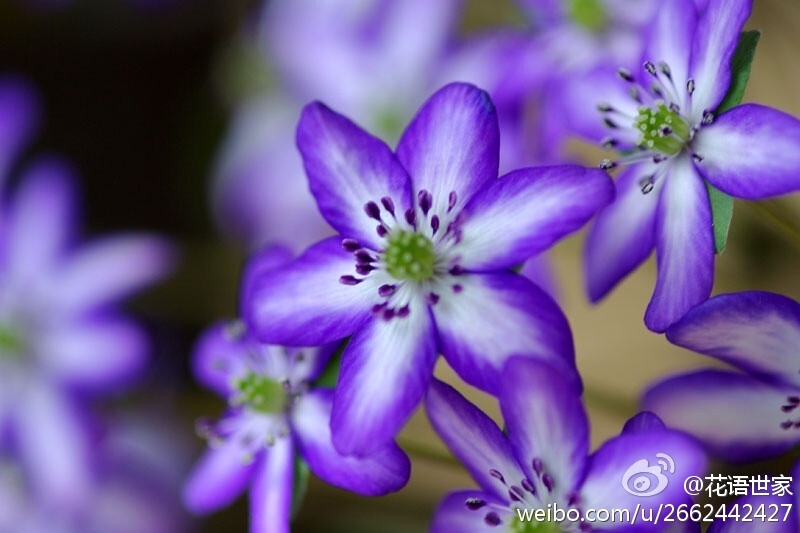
[1,0,800,531]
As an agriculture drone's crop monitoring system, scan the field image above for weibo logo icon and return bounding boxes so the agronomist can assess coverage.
[621,453,675,497]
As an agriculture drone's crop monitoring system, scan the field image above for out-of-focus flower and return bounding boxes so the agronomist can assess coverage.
[426,356,707,532]
[245,83,613,457]
[583,0,800,332]
[0,77,174,511]
[707,461,798,532]
[213,0,460,252]
[183,248,409,531]
[644,292,800,463]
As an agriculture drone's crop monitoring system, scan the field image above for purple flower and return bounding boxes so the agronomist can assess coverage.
[426,356,707,532]
[183,248,410,532]
[245,83,614,456]
[584,0,800,332]
[0,157,173,509]
[644,291,800,463]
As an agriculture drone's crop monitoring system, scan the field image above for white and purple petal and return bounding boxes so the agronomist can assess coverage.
[182,439,255,514]
[245,237,374,346]
[499,357,588,503]
[430,490,514,533]
[644,156,714,333]
[433,272,576,395]
[296,102,412,249]
[249,438,294,533]
[240,245,294,312]
[456,165,614,271]
[425,379,524,502]
[689,0,753,116]
[396,83,499,215]
[192,322,250,397]
[693,104,800,199]
[291,388,409,495]
[330,302,437,456]
[708,493,796,532]
[643,370,800,462]
[666,291,800,388]
[584,162,662,302]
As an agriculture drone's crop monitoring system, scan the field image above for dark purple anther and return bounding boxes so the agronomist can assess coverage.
[371,302,387,315]
[643,61,656,75]
[702,110,714,124]
[431,215,440,235]
[376,224,388,238]
[378,284,396,297]
[342,238,360,251]
[465,497,486,511]
[568,492,579,506]
[405,208,416,226]
[397,305,410,318]
[448,191,457,212]
[542,474,554,492]
[532,458,543,476]
[668,102,680,114]
[380,196,395,216]
[691,153,704,163]
[356,265,375,275]
[355,250,374,264]
[603,117,618,129]
[449,265,464,276]
[790,396,800,404]
[489,469,505,484]
[418,189,432,215]
[484,512,501,526]
[382,308,395,321]
[364,201,381,221]
[509,485,525,501]
[781,421,794,430]
[339,275,362,285]
[521,478,535,494]
[427,292,440,305]
[617,68,634,82]
[452,284,463,293]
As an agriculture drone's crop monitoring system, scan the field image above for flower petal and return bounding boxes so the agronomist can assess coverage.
[296,102,412,248]
[689,0,753,115]
[584,162,661,302]
[396,83,499,213]
[693,105,800,199]
[643,0,697,109]
[520,253,559,302]
[645,156,714,332]
[250,438,293,533]
[291,389,409,495]
[581,427,707,526]
[182,440,255,514]
[456,165,613,271]
[15,381,93,511]
[643,370,800,462]
[433,273,576,394]
[5,158,77,280]
[499,357,588,503]
[425,379,523,501]
[38,316,148,393]
[331,303,437,456]
[430,490,514,533]
[666,292,800,388]
[708,493,796,533]
[240,245,293,313]
[622,412,667,434]
[0,76,39,182]
[245,237,375,346]
[192,322,249,397]
[50,235,174,314]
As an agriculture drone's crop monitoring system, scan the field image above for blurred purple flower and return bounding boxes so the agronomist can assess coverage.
[184,249,410,531]
[644,292,800,463]
[583,0,800,332]
[245,83,613,457]
[0,77,174,511]
[426,356,707,532]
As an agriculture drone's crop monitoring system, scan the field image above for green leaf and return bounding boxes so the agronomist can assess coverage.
[290,454,310,520]
[707,30,760,254]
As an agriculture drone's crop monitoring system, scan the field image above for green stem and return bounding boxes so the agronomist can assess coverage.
[583,385,638,419]
[398,437,462,468]
[746,201,800,249]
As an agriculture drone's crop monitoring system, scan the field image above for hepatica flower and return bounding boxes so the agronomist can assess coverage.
[246,83,614,456]
[584,0,800,331]
[426,357,706,532]
[185,247,409,532]
[644,292,800,463]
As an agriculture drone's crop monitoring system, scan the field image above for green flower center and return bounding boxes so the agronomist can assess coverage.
[511,518,562,533]
[634,103,691,155]
[0,324,25,359]
[567,0,607,32]
[234,372,287,413]
[384,231,436,281]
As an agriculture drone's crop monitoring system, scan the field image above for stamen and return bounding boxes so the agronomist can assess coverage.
[431,215,440,235]
[691,153,704,163]
[702,110,714,125]
[465,497,486,510]
[427,292,440,305]
[603,117,618,129]
[380,196,395,216]
[355,265,374,275]
[355,250,374,264]
[599,159,617,170]
[364,201,381,221]
[418,190,433,215]
[396,305,410,318]
[448,191,457,212]
[597,102,614,112]
[601,137,618,149]
[617,68,634,82]
[521,478,535,494]
[489,469,505,484]
[404,208,416,226]
[449,265,464,276]
[452,284,463,293]
[643,61,656,76]
[658,61,672,79]
[532,458,543,476]
[339,275,362,285]
[542,473,555,492]
[484,512,501,526]
[378,284,396,297]
[639,176,655,194]
[376,224,388,238]
[629,86,642,104]
[341,238,360,251]
[686,78,695,95]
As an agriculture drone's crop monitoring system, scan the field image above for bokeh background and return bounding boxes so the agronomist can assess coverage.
[1,0,799,530]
